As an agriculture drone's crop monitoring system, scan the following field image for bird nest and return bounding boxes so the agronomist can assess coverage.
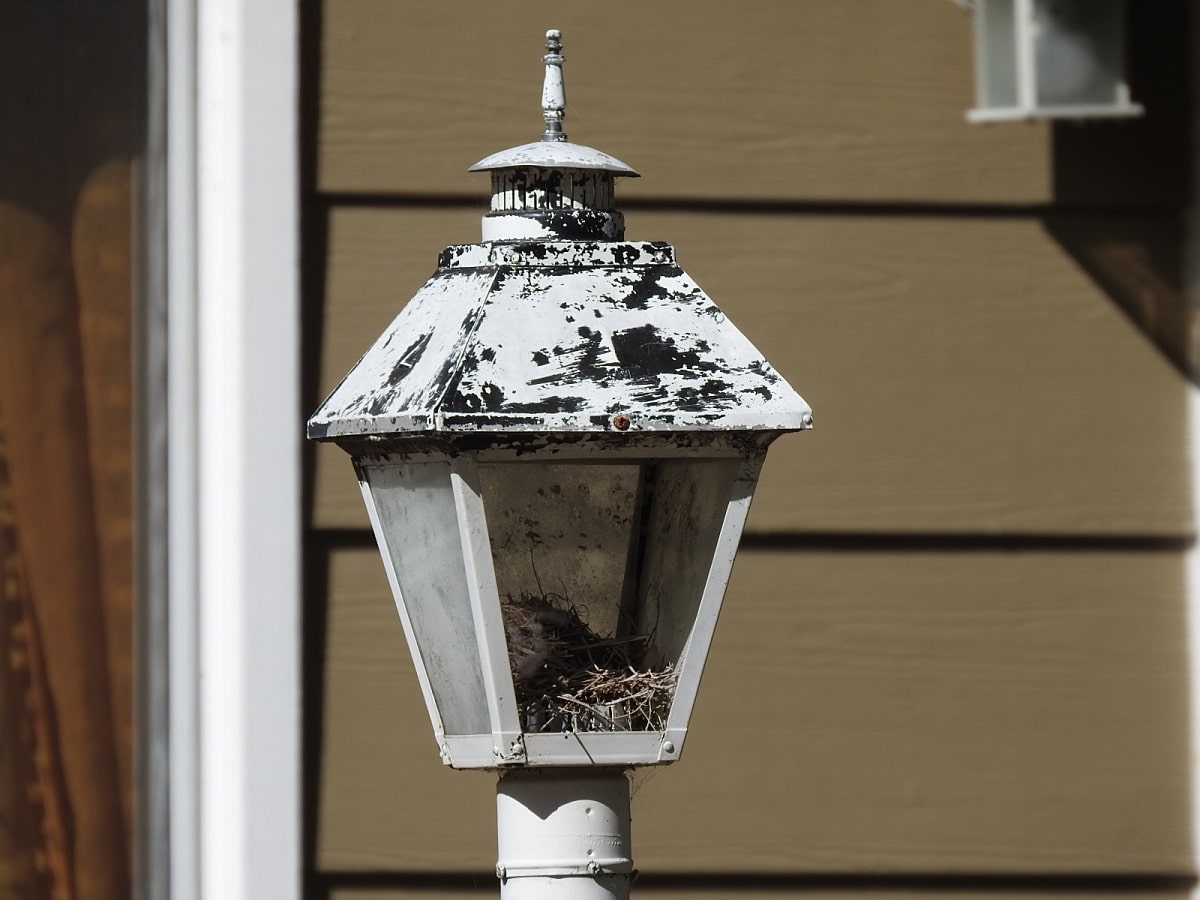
[502,592,676,734]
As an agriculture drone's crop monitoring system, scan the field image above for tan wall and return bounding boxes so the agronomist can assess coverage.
[306,1,1194,896]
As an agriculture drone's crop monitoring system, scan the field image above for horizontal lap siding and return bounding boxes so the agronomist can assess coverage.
[316,547,1191,874]
[318,0,1054,203]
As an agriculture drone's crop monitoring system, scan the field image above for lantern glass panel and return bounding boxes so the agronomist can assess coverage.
[632,458,742,667]
[358,460,491,735]
[477,457,740,735]
[479,462,644,637]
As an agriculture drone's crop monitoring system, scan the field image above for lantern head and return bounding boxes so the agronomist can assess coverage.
[308,30,811,769]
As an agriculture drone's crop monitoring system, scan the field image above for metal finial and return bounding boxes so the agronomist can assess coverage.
[541,29,566,142]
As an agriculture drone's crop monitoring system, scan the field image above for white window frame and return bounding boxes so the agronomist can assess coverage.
[140,0,300,897]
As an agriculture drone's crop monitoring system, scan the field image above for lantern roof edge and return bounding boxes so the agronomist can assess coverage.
[469,141,639,177]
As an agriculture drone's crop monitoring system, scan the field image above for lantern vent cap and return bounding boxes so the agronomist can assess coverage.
[468,29,639,178]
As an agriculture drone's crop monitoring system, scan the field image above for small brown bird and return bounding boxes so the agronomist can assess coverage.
[503,601,574,687]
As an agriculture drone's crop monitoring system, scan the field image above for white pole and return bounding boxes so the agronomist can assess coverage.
[496,770,633,899]
[194,0,301,890]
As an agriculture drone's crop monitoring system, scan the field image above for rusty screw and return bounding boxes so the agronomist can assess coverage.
[612,414,631,431]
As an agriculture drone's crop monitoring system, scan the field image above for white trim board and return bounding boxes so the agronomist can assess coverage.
[139,0,301,896]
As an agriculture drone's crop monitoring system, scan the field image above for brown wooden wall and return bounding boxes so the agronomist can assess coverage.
[304,2,1195,898]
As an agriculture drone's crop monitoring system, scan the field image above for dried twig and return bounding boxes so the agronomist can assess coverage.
[502,592,675,733]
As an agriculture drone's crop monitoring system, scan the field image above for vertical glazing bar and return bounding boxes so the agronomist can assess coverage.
[451,461,524,763]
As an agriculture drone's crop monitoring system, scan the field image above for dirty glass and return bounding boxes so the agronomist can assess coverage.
[478,458,739,734]
[359,461,491,735]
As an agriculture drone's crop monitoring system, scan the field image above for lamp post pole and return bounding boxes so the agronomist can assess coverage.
[497,770,632,899]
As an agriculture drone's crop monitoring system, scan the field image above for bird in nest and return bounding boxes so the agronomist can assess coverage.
[502,597,577,687]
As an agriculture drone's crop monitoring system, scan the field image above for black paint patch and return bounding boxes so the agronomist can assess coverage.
[431,306,484,409]
[612,245,641,265]
[629,384,670,405]
[497,395,587,414]
[442,394,589,417]
[674,379,738,411]
[701,378,733,396]
[480,382,505,409]
[748,359,782,383]
[387,332,433,387]
[438,244,485,270]
[613,271,668,311]
[366,386,400,417]
[611,324,721,377]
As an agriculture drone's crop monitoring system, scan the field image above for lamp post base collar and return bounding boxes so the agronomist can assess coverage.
[497,769,632,899]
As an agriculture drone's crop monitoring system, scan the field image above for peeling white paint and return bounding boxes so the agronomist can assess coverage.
[309,241,811,441]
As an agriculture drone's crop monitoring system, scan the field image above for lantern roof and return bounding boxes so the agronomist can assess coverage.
[309,240,810,442]
[307,30,811,446]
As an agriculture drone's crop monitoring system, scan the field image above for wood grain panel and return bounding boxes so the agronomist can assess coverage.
[311,207,1190,536]
[0,204,129,899]
[72,158,135,844]
[319,0,1053,203]
[0,429,63,900]
[316,546,1190,874]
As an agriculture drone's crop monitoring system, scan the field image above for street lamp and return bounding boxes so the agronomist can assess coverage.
[308,29,811,898]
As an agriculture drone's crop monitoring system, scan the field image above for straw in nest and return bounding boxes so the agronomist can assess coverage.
[501,591,676,733]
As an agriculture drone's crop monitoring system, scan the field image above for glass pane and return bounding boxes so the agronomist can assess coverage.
[479,462,642,634]
[477,458,740,736]
[634,459,741,668]
[2,3,145,894]
[977,0,1019,109]
[479,461,673,734]
[1034,0,1124,107]
[359,461,490,735]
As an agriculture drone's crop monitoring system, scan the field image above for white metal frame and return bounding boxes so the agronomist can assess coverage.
[451,463,527,763]
[140,0,300,896]
[351,445,766,770]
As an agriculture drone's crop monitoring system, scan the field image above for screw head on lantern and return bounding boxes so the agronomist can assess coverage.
[308,29,811,769]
